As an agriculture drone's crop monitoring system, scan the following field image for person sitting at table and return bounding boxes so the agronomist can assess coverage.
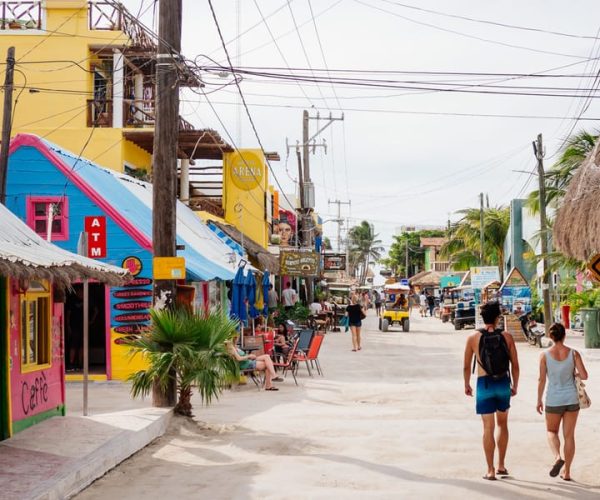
[226,335,282,391]
[274,323,291,357]
[309,299,323,316]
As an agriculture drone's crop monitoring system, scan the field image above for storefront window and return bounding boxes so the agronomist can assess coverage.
[20,282,51,370]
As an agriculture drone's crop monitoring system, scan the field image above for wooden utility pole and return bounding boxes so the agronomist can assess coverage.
[0,46,15,204]
[479,192,485,265]
[151,0,182,407]
[534,133,553,333]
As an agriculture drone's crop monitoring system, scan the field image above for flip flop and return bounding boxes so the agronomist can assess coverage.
[497,469,509,476]
[272,377,284,382]
[482,475,497,481]
[265,386,279,391]
[352,349,357,352]
[560,475,572,482]
[550,459,565,477]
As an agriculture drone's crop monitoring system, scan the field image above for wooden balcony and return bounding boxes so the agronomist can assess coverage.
[0,1,42,30]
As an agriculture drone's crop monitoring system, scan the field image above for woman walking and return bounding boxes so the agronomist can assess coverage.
[346,294,366,352]
[536,323,588,481]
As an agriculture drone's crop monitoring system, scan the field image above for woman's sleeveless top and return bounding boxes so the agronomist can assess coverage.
[545,349,578,407]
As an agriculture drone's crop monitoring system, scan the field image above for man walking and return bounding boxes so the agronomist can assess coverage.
[267,284,278,313]
[464,301,520,481]
[419,291,427,317]
[426,292,435,317]
[281,282,298,311]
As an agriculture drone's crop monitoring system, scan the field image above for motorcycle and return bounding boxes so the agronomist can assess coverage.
[519,312,545,347]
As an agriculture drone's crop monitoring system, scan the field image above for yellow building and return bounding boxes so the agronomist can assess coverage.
[0,0,229,173]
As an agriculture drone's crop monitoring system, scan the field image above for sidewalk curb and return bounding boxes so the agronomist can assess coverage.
[28,409,173,500]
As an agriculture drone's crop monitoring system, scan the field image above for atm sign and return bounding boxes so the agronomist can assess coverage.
[84,216,107,259]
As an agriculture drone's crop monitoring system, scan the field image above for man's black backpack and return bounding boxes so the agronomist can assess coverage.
[474,328,510,379]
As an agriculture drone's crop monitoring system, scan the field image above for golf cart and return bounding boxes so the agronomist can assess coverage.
[379,282,411,332]
[452,285,476,330]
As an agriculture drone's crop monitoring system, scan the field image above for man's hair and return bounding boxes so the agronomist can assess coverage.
[269,284,273,289]
[285,282,291,288]
[480,301,501,324]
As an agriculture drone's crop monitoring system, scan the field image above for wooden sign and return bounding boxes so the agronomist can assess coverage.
[280,251,320,277]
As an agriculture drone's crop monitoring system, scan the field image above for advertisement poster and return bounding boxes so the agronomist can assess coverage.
[272,209,296,247]
[323,253,346,271]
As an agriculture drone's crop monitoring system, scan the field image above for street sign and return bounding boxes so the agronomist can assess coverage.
[470,266,500,289]
[84,216,107,258]
[588,253,600,282]
[400,279,409,286]
[153,256,186,280]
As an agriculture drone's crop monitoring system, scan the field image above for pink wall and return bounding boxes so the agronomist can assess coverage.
[9,280,65,423]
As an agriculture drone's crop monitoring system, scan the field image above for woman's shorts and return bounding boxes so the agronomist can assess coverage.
[241,360,257,370]
[546,403,580,414]
[349,321,362,327]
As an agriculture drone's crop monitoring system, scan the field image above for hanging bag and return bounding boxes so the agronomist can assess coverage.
[573,350,591,409]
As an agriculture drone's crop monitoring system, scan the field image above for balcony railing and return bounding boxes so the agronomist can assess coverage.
[0,1,42,30]
[87,98,195,131]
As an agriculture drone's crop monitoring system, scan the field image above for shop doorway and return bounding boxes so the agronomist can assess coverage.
[65,283,106,375]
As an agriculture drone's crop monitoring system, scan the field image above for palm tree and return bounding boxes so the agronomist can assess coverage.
[127,308,240,417]
[526,130,597,215]
[348,220,385,284]
[440,206,510,279]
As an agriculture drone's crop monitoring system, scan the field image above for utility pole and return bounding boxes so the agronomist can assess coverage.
[0,46,15,204]
[534,133,553,334]
[479,192,485,265]
[151,0,181,407]
[328,199,351,253]
[405,238,409,277]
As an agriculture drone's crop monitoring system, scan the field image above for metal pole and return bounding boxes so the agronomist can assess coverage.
[82,232,89,416]
[0,46,15,204]
[479,192,485,265]
[534,133,553,332]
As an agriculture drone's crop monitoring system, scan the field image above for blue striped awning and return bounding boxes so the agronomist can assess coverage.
[207,221,245,257]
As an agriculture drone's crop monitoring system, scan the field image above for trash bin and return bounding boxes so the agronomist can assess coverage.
[581,308,600,348]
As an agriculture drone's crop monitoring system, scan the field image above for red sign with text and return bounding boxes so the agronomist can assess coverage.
[84,216,107,259]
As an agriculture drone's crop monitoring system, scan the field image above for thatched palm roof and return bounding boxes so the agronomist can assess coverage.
[0,204,131,287]
[410,270,443,287]
[554,140,600,261]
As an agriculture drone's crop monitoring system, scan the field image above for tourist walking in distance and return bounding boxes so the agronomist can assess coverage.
[267,284,278,313]
[419,291,427,317]
[281,282,297,311]
[463,301,519,480]
[346,294,366,352]
[426,292,435,317]
[536,323,588,481]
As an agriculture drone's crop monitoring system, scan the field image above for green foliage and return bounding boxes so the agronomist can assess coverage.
[126,307,240,416]
[348,220,385,284]
[566,288,600,314]
[273,302,310,324]
[526,130,598,216]
[381,229,445,277]
[440,206,510,278]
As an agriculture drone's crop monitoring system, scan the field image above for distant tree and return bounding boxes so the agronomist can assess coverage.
[440,206,509,280]
[323,237,333,250]
[380,229,445,277]
[348,221,384,284]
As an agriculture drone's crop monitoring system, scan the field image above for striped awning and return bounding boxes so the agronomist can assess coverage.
[207,221,244,257]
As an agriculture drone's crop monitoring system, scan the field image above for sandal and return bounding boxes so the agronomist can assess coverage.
[497,468,509,476]
[549,459,565,478]
[265,386,279,391]
[272,377,284,382]
[482,474,497,481]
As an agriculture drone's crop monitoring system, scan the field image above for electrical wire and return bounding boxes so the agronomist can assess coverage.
[206,0,296,213]
[377,0,600,41]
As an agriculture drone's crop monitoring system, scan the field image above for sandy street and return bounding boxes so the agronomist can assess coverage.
[77,312,600,500]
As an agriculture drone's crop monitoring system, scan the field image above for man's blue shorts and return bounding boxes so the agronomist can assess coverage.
[476,375,511,415]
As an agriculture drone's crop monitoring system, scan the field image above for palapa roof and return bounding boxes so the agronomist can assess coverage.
[409,270,444,287]
[554,140,600,261]
[420,237,448,247]
[0,204,130,287]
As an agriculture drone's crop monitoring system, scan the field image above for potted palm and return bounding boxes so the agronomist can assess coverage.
[127,307,240,416]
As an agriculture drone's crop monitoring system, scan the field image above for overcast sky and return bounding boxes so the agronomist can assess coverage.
[123,0,600,252]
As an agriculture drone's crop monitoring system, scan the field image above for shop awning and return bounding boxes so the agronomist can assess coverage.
[0,204,130,287]
[207,220,279,274]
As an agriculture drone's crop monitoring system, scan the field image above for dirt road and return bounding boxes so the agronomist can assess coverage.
[77,312,600,499]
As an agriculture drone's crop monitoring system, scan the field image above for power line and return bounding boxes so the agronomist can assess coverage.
[377,0,600,41]
[353,0,590,61]
[206,0,296,212]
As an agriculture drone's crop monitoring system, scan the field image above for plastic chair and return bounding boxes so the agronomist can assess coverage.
[294,333,324,376]
[273,338,300,385]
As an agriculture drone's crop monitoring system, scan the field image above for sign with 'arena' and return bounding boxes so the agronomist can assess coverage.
[84,216,106,258]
